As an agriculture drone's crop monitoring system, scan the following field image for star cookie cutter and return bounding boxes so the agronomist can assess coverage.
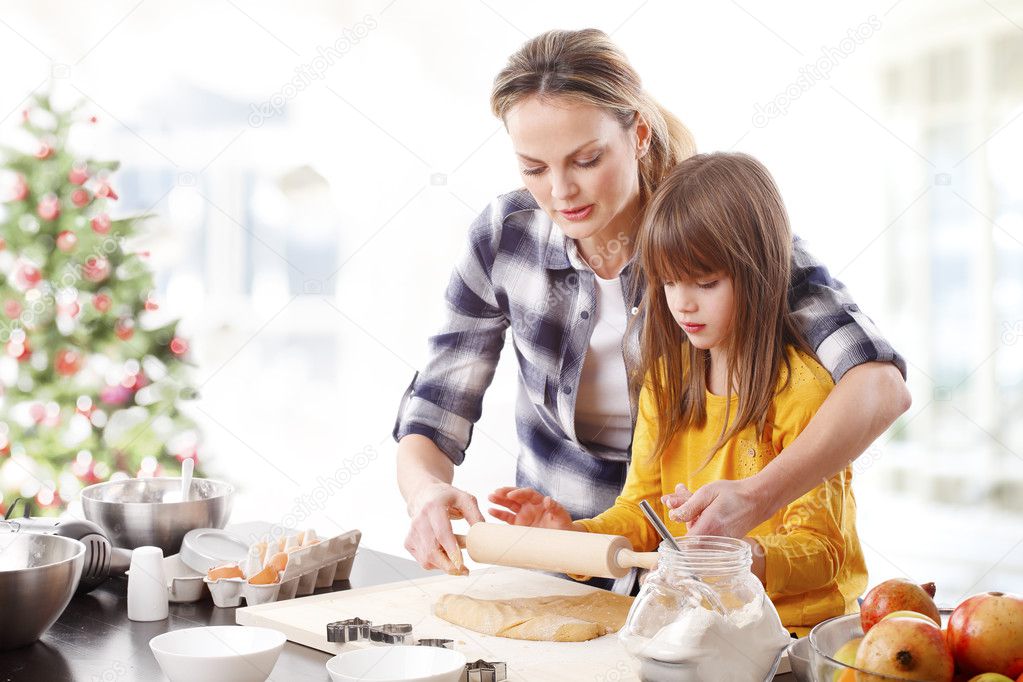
[369,623,414,645]
[416,638,455,649]
[462,659,508,682]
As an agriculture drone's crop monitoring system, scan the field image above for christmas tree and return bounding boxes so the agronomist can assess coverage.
[0,92,202,515]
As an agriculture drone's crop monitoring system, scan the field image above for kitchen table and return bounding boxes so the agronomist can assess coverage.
[0,547,797,681]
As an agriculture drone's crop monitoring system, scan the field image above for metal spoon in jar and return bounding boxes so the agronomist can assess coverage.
[639,499,727,615]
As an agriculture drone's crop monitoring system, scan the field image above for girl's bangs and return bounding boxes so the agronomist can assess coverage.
[643,211,726,285]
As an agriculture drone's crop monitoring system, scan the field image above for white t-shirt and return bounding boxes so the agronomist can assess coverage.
[574,274,633,454]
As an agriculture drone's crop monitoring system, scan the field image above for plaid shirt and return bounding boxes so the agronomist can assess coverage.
[393,189,906,521]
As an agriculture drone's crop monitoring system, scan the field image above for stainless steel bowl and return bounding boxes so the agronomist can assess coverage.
[81,477,234,554]
[0,532,85,650]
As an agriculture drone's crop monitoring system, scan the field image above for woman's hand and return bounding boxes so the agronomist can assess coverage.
[404,481,484,576]
[664,479,769,538]
[487,487,575,531]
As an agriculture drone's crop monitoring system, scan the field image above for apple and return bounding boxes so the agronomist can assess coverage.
[861,578,941,633]
[832,636,862,681]
[946,591,1023,678]
[855,616,954,681]
[883,610,941,626]
[834,636,863,664]
[966,674,1014,682]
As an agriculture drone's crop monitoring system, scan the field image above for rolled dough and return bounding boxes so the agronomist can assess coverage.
[433,591,634,642]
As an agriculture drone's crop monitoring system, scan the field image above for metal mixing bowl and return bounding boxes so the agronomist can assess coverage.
[0,532,85,650]
[81,477,234,554]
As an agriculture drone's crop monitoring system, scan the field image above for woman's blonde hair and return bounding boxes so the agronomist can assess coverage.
[490,28,696,199]
[637,152,815,467]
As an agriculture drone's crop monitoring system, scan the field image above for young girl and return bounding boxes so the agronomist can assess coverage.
[488,152,867,632]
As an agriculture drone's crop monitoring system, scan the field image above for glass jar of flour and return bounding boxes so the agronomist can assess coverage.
[619,536,791,682]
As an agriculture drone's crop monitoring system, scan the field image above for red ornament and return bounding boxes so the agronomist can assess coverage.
[68,165,89,185]
[144,297,159,311]
[95,182,118,200]
[3,300,21,318]
[77,462,101,484]
[170,337,189,356]
[128,372,148,391]
[175,446,198,464]
[58,300,81,319]
[9,175,28,202]
[115,318,135,340]
[56,230,78,252]
[6,339,30,361]
[101,384,132,405]
[89,115,97,124]
[71,188,91,208]
[91,213,111,234]
[93,293,112,312]
[0,237,5,250]
[15,262,41,289]
[35,143,53,159]
[55,348,82,376]
[37,194,60,221]
[82,256,110,283]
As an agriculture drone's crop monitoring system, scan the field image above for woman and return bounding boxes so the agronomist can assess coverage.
[394,28,909,585]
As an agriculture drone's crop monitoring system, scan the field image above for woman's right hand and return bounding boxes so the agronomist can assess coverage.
[487,486,575,531]
[404,481,484,576]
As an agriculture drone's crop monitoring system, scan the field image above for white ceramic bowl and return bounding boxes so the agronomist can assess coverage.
[326,646,467,682]
[149,626,286,682]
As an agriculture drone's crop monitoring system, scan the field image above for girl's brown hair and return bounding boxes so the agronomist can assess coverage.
[490,28,696,199]
[636,152,815,465]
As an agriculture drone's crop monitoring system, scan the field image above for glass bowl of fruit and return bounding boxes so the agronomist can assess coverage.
[809,608,953,681]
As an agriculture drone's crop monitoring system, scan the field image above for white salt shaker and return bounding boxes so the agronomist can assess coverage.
[128,546,168,621]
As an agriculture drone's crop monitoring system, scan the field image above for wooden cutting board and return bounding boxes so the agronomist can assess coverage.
[236,564,642,681]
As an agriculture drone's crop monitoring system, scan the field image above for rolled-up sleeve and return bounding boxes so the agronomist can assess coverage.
[789,237,907,382]
[392,205,510,465]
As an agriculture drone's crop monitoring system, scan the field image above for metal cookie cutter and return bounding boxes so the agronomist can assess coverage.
[326,617,373,643]
[369,623,414,645]
[416,638,454,649]
[462,659,508,682]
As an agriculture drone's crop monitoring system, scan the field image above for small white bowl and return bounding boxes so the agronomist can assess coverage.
[149,625,286,682]
[326,646,467,682]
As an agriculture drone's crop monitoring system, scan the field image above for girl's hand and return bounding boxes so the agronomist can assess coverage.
[661,483,694,525]
[487,487,575,531]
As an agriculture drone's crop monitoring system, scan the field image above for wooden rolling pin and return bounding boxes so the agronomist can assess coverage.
[455,524,658,579]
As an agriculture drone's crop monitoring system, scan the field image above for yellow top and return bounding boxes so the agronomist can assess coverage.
[577,346,867,631]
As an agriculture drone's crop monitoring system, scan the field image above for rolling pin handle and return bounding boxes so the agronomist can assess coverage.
[616,548,659,572]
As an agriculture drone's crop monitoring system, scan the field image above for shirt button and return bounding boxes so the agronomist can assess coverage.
[580,311,589,320]
[562,386,572,395]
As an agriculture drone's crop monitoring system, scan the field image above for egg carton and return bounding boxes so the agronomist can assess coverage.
[202,529,361,608]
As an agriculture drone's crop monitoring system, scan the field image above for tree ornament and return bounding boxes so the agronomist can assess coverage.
[55,348,83,376]
[71,188,91,208]
[170,337,189,356]
[37,194,60,221]
[91,213,111,234]
[92,292,112,312]
[68,165,89,185]
[83,256,111,283]
[56,230,78,252]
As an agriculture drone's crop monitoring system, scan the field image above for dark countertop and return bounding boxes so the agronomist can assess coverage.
[0,547,796,681]
[0,547,436,682]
